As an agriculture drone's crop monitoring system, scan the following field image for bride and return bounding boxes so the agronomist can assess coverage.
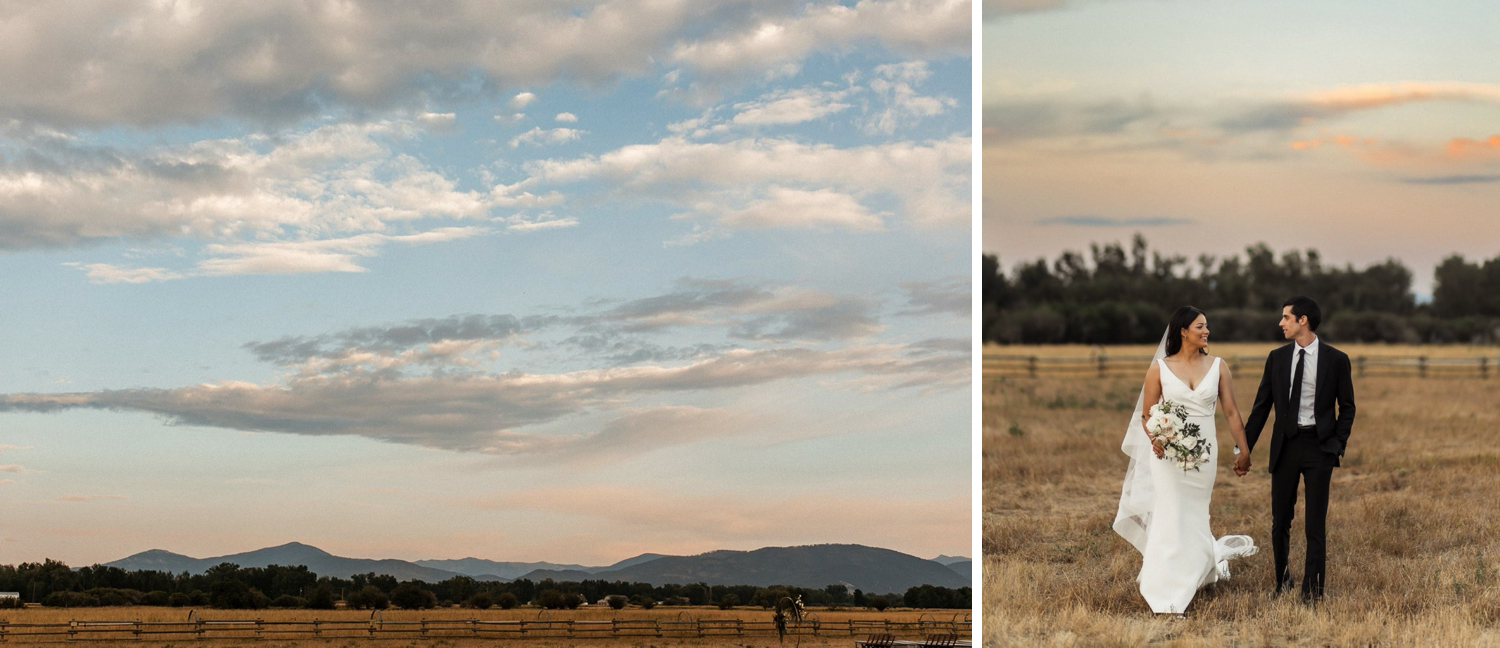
[1113,306,1257,615]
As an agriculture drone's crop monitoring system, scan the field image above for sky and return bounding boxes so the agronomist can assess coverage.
[0,0,973,568]
[984,0,1500,298]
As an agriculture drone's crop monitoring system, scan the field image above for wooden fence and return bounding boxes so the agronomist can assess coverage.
[0,612,972,643]
[983,354,1499,379]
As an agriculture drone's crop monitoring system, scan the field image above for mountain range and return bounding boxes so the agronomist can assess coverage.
[105,542,970,594]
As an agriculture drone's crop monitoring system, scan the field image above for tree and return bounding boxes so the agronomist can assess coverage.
[536,589,566,609]
[306,584,336,610]
[824,584,850,605]
[389,583,437,610]
[716,593,739,610]
[347,585,389,610]
[495,592,519,610]
[467,592,493,609]
[606,595,627,610]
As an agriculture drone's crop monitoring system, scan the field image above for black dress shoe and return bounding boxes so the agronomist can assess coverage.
[1273,574,1294,597]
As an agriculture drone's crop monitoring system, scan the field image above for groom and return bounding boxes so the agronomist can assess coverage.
[1243,296,1356,603]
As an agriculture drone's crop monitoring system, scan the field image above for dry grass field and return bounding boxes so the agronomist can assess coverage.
[983,344,1500,647]
[0,605,963,647]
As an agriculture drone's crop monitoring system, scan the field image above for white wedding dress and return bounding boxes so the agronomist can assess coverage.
[1114,353,1257,614]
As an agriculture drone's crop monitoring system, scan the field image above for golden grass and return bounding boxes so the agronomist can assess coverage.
[0,606,961,647]
[982,353,1500,647]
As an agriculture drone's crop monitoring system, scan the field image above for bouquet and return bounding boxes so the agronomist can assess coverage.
[1144,400,1211,472]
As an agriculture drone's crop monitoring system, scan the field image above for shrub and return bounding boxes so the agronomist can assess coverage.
[0,597,23,609]
[44,591,99,607]
[536,589,581,610]
[169,592,191,607]
[606,595,627,610]
[629,593,655,609]
[717,594,739,610]
[495,593,519,610]
[869,596,889,612]
[141,591,171,606]
[467,592,493,609]
[270,595,307,608]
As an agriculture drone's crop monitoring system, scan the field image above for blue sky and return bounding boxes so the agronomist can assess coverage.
[0,0,972,567]
[985,0,1500,297]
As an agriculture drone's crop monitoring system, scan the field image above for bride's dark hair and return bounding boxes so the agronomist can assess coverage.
[1164,306,1208,356]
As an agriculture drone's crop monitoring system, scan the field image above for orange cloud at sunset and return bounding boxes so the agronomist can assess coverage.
[1445,135,1500,157]
[1305,82,1500,111]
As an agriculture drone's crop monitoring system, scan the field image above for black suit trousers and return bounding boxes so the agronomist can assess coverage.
[1271,432,1336,598]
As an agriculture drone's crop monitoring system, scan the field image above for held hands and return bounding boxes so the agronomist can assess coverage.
[1233,450,1251,476]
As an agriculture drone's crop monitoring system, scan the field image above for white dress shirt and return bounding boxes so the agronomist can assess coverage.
[1290,337,1319,426]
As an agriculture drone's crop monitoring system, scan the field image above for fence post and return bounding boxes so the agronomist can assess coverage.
[1098,354,1107,377]
[1357,356,1366,377]
[1419,356,1427,378]
[1481,357,1489,379]
[1028,356,1037,377]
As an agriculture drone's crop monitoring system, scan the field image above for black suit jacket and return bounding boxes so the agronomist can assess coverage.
[1243,340,1356,473]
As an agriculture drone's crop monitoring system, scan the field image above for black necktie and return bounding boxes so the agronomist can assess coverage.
[1288,348,1306,437]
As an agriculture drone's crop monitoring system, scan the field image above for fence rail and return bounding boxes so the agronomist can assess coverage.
[983,354,1498,379]
[0,615,972,643]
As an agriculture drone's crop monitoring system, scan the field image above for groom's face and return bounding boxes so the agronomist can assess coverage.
[1279,306,1306,339]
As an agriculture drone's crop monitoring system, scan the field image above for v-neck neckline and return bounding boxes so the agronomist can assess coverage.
[1161,357,1216,392]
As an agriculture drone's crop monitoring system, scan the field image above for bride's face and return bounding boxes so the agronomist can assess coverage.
[1181,314,1209,350]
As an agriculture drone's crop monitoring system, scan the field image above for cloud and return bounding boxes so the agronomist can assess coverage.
[0,465,25,473]
[554,112,578,123]
[0,120,490,253]
[509,127,585,148]
[899,277,970,317]
[864,61,957,134]
[505,216,580,231]
[0,1,967,129]
[671,0,970,77]
[1445,135,1500,158]
[510,92,538,109]
[1037,215,1192,227]
[1222,82,1500,133]
[61,264,185,285]
[529,134,970,228]
[595,278,883,342]
[1400,174,1500,185]
[982,97,1163,144]
[416,112,458,130]
[468,406,760,465]
[732,88,852,125]
[0,345,960,454]
[984,0,1070,18]
[0,278,963,457]
[196,228,488,277]
[64,228,490,283]
[717,187,887,232]
[57,494,127,502]
[243,313,545,369]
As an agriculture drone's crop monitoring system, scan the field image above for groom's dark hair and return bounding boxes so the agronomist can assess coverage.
[1283,296,1322,331]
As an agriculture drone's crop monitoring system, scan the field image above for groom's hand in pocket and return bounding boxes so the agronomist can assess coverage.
[1233,452,1250,476]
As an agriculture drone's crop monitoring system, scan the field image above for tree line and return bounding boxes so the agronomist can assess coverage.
[0,560,969,611]
[984,235,1500,345]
